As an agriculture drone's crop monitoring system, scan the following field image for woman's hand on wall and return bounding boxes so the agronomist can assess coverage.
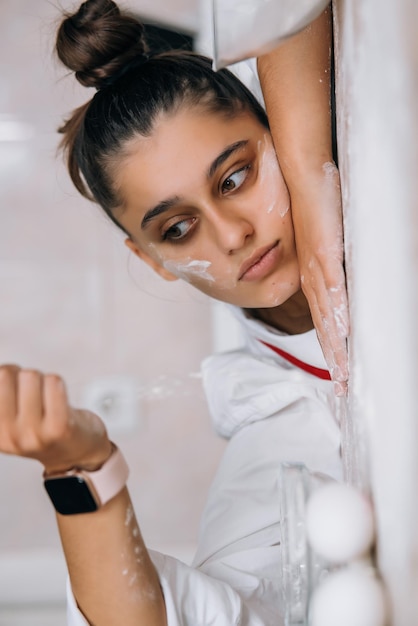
[257,5,349,394]
[0,364,112,472]
[291,163,349,394]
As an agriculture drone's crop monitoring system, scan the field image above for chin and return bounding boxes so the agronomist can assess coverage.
[226,294,291,310]
[258,284,301,309]
[205,277,301,309]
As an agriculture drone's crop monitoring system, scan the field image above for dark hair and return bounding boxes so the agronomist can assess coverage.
[55,0,269,233]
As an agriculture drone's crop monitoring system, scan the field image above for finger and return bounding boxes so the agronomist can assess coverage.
[307,251,348,337]
[334,380,348,397]
[324,282,349,380]
[319,311,348,383]
[13,369,48,453]
[322,309,348,380]
[0,364,20,421]
[303,264,349,382]
[43,374,71,439]
[301,269,335,360]
[307,290,337,372]
[326,270,350,341]
[17,369,44,423]
[328,287,350,339]
[306,281,347,383]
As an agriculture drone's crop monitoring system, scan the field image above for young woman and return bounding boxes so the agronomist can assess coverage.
[0,0,346,624]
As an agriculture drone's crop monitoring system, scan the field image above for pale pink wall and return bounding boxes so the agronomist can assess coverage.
[0,0,224,572]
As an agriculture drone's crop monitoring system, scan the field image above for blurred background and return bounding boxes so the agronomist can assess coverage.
[0,1,238,623]
[2,1,418,625]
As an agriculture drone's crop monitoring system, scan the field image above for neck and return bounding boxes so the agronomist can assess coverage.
[246,289,314,335]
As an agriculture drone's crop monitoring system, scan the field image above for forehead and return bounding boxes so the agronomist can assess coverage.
[115,106,267,210]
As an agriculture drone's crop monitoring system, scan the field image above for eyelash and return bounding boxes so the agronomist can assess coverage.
[221,164,251,195]
[162,218,197,243]
[161,163,252,243]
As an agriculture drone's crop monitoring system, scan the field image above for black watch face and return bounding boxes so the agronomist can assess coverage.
[44,475,99,515]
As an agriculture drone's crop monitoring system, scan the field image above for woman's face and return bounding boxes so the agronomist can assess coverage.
[116,105,300,309]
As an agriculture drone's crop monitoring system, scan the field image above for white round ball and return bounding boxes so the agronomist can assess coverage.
[310,564,387,626]
[306,483,375,562]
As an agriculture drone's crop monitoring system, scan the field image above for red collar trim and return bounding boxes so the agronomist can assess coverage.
[258,340,331,381]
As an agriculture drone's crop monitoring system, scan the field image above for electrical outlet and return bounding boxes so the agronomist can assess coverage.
[81,376,140,435]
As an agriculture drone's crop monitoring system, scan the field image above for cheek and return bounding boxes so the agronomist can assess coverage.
[164,257,240,295]
[256,137,290,218]
[148,242,239,291]
[162,257,215,283]
[147,243,220,286]
[145,242,214,283]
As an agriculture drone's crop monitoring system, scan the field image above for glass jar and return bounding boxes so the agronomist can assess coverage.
[279,462,338,626]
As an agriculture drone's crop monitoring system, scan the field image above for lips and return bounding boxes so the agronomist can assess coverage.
[238,241,280,281]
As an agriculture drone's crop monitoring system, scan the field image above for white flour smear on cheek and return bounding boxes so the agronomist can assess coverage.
[163,258,215,283]
[145,244,216,283]
[166,258,239,292]
[149,235,238,292]
[257,137,290,217]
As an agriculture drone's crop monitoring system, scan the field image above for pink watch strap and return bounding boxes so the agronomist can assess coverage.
[85,444,130,506]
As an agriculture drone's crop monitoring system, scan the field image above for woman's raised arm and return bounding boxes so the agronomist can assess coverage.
[257,5,349,394]
[0,365,167,626]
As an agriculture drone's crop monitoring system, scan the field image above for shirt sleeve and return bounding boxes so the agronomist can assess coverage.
[66,577,88,626]
[201,348,340,440]
[66,549,283,626]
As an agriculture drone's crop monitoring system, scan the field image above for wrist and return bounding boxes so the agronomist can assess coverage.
[43,439,114,476]
[280,153,337,177]
[283,160,340,200]
[43,443,130,515]
[74,440,115,473]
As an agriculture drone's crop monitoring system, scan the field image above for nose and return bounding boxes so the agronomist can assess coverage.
[209,203,254,254]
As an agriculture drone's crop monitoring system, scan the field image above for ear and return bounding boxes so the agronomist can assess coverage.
[124,238,178,282]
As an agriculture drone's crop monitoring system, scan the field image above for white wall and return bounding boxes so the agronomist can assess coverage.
[334,1,418,623]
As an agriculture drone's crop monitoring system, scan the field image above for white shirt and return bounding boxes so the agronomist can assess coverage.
[67,304,342,625]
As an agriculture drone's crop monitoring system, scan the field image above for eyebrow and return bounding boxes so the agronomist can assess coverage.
[141,197,181,229]
[207,139,248,179]
[141,139,249,229]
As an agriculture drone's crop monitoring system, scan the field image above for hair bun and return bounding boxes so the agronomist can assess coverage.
[56,0,147,89]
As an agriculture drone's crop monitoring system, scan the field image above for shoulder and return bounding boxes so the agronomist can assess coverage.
[202,305,333,439]
[201,347,332,439]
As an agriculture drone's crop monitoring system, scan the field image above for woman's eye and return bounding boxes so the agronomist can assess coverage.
[221,166,250,194]
[163,218,195,242]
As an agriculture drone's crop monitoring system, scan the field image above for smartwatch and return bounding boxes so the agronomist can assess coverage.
[43,444,129,515]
